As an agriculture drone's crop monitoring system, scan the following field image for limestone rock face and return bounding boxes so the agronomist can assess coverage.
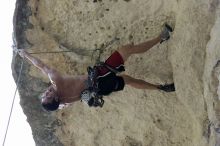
[12,0,220,146]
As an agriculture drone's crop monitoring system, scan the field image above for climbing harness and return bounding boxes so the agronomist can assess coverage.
[80,38,120,108]
[81,62,120,107]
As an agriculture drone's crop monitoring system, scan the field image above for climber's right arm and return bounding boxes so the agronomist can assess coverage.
[18,50,62,84]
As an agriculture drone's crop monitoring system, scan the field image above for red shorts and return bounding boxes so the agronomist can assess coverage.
[96,51,125,95]
[96,51,125,77]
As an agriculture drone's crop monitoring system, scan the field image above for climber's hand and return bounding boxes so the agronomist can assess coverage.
[17,49,28,58]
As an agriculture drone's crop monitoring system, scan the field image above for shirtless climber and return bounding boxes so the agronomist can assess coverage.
[18,24,175,111]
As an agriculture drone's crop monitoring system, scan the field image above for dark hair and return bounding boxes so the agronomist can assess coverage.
[41,97,60,111]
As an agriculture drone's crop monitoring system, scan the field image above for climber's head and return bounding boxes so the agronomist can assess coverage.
[41,86,60,111]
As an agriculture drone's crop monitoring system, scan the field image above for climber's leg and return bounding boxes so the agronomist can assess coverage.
[117,24,172,62]
[120,74,175,92]
[117,36,161,62]
[120,74,159,90]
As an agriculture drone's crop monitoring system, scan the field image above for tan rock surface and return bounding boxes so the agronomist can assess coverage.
[12,0,220,146]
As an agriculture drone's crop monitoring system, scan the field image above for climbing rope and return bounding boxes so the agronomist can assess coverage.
[2,59,24,146]
[91,37,119,63]
[17,37,119,63]
[29,50,78,54]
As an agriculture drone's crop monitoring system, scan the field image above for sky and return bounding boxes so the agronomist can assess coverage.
[0,0,35,146]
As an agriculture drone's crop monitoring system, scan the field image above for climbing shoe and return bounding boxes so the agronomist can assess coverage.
[160,23,173,44]
[158,83,175,92]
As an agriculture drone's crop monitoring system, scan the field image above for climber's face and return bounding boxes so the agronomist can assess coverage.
[41,86,58,104]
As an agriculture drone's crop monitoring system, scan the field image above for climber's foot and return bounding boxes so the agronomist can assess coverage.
[160,23,173,44]
[158,83,175,92]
